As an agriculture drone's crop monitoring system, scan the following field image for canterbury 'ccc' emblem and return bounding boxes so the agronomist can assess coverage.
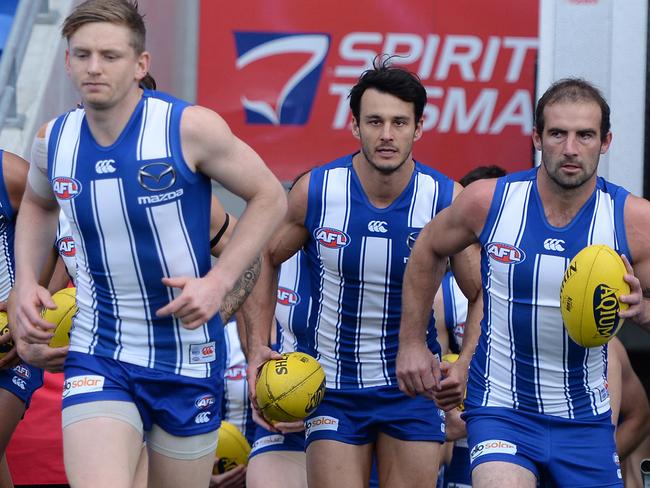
[138,163,176,191]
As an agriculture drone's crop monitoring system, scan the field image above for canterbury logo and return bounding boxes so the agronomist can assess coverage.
[95,159,116,174]
[368,221,388,233]
[194,412,211,424]
[543,238,565,252]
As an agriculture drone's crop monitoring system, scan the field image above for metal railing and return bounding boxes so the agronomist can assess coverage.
[0,0,58,130]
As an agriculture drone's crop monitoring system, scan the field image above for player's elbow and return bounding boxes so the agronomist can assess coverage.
[259,179,288,222]
[273,182,288,217]
[641,407,650,435]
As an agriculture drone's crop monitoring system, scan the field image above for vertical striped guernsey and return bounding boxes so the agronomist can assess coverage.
[441,271,468,354]
[44,91,225,379]
[467,168,630,419]
[0,150,16,301]
[303,154,455,389]
[275,251,311,354]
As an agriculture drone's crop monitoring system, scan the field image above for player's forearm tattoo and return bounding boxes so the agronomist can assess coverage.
[219,255,262,323]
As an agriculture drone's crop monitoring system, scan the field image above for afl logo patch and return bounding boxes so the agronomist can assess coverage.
[486,242,525,264]
[56,236,76,257]
[137,162,176,192]
[12,364,30,379]
[194,394,216,410]
[52,177,82,200]
[225,365,246,381]
[314,227,349,249]
[277,287,300,306]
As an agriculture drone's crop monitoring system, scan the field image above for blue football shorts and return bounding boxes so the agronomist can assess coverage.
[304,385,445,447]
[0,362,44,407]
[464,406,622,487]
[249,423,380,488]
[249,425,305,458]
[62,351,224,436]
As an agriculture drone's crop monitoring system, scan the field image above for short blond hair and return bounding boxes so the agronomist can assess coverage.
[62,0,146,54]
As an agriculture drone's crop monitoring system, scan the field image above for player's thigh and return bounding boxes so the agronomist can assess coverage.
[0,455,13,488]
[376,432,441,488]
[0,364,42,452]
[145,424,218,488]
[247,451,307,488]
[63,413,144,488]
[0,389,25,451]
[131,442,148,488]
[306,440,373,488]
[473,460,536,488]
[147,449,214,488]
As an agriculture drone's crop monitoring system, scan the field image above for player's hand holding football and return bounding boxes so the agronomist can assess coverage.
[247,344,282,431]
[8,285,68,371]
[433,357,468,411]
[9,285,56,343]
[157,274,228,329]
[273,419,306,434]
[618,255,649,328]
[396,340,441,399]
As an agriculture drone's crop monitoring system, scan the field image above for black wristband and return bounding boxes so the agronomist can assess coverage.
[210,213,230,249]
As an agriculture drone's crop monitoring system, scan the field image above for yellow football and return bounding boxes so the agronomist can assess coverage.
[559,245,629,347]
[442,353,465,411]
[255,352,326,423]
[0,312,12,358]
[213,421,250,474]
[42,288,77,347]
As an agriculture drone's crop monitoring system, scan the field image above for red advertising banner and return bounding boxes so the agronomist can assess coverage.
[198,1,539,181]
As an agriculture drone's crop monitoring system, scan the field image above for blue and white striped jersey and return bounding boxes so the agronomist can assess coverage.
[222,321,255,444]
[43,90,225,379]
[55,211,76,282]
[275,250,311,354]
[0,150,16,301]
[303,154,455,389]
[467,168,629,419]
[441,271,468,354]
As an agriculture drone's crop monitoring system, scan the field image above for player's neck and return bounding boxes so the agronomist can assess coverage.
[83,87,143,147]
[536,168,597,227]
[352,153,414,209]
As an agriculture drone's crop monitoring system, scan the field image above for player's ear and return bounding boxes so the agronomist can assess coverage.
[65,49,71,75]
[135,50,150,82]
[351,116,360,139]
[532,127,542,151]
[600,131,612,154]
[413,117,423,142]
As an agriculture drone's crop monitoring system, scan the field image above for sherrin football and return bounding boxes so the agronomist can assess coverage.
[42,287,77,347]
[213,421,250,474]
[256,352,326,423]
[559,245,629,347]
[0,312,13,358]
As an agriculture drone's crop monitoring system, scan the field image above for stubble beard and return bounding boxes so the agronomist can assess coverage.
[544,157,598,190]
[360,146,411,176]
